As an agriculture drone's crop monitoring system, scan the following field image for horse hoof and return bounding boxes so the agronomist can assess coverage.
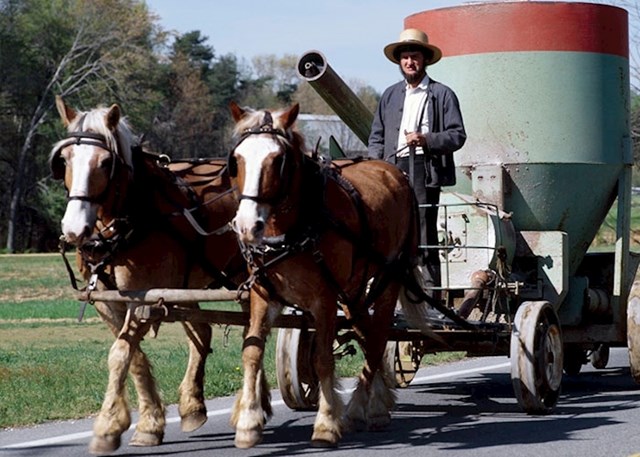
[311,438,339,448]
[343,417,366,433]
[234,429,263,449]
[129,430,163,447]
[181,411,208,432]
[88,434,121,455]
[368,415,391,431]
[311,430,340,447]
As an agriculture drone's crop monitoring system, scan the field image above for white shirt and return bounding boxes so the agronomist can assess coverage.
[397,74,430,157]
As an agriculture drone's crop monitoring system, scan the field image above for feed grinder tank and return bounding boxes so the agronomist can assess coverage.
[406,1,631,276]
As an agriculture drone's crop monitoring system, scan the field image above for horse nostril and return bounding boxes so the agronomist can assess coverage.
[253,220,265,236]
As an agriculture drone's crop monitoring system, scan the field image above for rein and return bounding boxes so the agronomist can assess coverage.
[59,223,128,321]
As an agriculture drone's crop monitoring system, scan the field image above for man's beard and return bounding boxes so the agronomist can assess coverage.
[400,66,426,85]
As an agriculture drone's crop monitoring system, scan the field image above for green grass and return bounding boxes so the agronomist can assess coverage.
[0,254,251,428]
[0,319,262,428]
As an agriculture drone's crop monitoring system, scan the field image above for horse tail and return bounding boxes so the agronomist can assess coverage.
[398,266,448,345]
[394,179,445,343]
[395,176,474,343]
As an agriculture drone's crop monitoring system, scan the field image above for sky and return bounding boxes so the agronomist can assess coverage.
[145,0,631,93]
[144,0,481,92]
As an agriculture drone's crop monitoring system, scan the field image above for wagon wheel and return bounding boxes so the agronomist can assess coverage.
[627,297,640,383]
[510,301,563,414]
[589,344,610,370]
[562,344,586,376]
[384,340,422,388]
[275,323,319,411]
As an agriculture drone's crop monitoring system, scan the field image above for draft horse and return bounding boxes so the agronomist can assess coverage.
[50,96,244,454]
[227,102,432,447]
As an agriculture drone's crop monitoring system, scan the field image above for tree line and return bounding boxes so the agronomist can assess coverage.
[0,0,378,253]
[1,0,640,253]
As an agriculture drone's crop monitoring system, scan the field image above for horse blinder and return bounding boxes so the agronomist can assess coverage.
[227,152,238,178]
[50,148,66,180]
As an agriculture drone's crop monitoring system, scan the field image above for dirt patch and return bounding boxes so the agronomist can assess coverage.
[0,320,190,348]
[0,322,113,348]
[0,287,74,303]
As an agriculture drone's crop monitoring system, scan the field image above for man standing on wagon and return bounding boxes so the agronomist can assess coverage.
[368,28,466,300]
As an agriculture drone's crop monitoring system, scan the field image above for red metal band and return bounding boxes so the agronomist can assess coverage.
[405,2,628,58]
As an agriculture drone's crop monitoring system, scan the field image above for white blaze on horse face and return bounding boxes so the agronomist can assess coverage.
[233,135,280,245]
[60,145,99,243]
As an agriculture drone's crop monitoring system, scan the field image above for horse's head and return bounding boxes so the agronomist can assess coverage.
[228,101,303,246]
[50,96,134,245]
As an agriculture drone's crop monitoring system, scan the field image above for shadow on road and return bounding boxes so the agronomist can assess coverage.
[142,366,640,456]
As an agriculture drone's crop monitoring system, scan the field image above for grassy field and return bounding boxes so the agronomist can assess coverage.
[0,254,257,428]
[0,253,465,429]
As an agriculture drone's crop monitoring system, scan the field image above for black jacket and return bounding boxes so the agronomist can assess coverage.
[368,78,466,187]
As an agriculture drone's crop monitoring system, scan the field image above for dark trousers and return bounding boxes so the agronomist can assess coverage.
[396,156,442,290]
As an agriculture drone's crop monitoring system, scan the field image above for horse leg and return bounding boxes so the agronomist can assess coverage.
[128,348,166,447]
[88,302,129,454]
[89,305,160,454]
[178,306,212,432]
[310,300,343,447]
[230,291,279,449]
[346,285,399,432]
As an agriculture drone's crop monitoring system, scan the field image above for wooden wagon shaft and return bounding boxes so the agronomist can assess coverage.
[76,289,511,345]
[77,288,314,328]
[143,304,314,329]
[78,288,246,303]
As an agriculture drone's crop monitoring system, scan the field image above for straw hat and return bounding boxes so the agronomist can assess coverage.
[384,28,442,65]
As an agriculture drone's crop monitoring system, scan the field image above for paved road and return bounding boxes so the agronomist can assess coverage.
[2,349,640,457]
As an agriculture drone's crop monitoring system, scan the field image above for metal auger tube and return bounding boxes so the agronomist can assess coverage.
[297,50,373,145]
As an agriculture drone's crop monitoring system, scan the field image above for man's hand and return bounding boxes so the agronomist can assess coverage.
[404,129,427,148]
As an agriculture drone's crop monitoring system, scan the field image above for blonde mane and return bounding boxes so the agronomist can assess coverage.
[50,106,135,168]
[232,107,305,150]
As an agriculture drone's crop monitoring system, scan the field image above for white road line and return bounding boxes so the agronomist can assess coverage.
[0,363,507,449]
[412,361,510,384]
[0,401,286,449]
[1,431,95,449]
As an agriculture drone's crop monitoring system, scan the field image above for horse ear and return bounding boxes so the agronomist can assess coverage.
[279,103,300,130]
[106,104,121,130]
[55,95,76,128]
[229,101,246,122]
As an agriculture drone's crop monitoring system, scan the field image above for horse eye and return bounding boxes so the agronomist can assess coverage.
[99,157,113,170]
[272,155,283,171]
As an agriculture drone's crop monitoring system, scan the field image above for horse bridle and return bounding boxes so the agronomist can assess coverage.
[228,111,293,206]
[51,114,128,204]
